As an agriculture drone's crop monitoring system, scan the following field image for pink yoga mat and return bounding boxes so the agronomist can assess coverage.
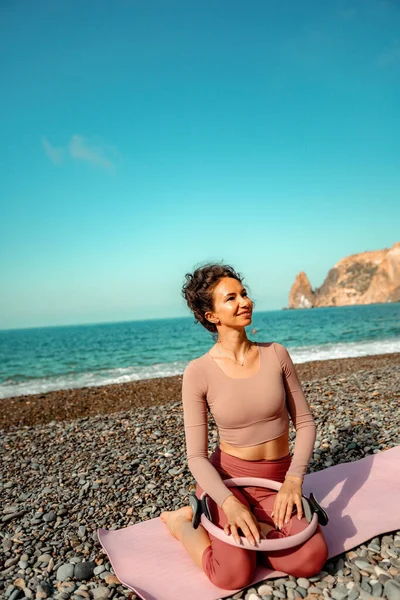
[98,445,400,600]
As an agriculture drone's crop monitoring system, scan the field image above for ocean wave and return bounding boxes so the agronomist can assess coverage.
[1,338,399,400]
[0,361,188,400]
[289,337,400,363]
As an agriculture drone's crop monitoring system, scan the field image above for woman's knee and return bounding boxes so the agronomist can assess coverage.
[204,547,256,590]
[289,534,329,577]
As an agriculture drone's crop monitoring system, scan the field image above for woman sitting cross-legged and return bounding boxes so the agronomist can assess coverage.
[161,263,328,590]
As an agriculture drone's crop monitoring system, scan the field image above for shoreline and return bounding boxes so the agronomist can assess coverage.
[1,351,399,431]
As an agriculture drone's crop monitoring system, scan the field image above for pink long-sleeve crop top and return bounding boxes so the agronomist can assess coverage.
[182,341,316,508]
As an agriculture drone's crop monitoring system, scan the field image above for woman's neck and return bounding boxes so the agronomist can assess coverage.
[216,332,250,354]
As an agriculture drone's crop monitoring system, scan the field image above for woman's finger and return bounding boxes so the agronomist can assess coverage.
[230,524,241,545]
[272,497,285,528]
[284,500,294,525]
[276,499,289,529]
[224,524,231,536]
[244,514,262,546]
[249,518,261,545]
[296,496,303,520]
[236,519,256,546]
[271,498,279,521]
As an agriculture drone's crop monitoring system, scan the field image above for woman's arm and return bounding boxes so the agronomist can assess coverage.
[182,361,234,508]
[273,343,317,482]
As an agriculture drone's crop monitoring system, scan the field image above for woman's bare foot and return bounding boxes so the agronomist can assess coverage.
[160,505,210,569]
[160,506,193,540]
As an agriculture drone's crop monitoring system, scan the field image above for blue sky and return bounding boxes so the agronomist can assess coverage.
[1,0,399,330]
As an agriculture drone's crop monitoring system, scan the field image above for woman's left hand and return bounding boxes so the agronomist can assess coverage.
[271,478,303,530]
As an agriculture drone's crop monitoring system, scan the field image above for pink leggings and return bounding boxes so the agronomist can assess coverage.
[196,448,329,590]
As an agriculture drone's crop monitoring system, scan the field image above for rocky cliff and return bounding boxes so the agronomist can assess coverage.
[288,242,400,309]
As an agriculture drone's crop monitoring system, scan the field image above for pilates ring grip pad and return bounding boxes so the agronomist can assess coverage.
[189,477,329,551]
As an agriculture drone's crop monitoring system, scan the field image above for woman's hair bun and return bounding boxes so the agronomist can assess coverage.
[181,262,244,334]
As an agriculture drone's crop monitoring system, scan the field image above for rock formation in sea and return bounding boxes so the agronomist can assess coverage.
[288,241,400,309]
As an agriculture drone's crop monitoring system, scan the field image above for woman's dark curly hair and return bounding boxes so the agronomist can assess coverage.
[182,262,253,338]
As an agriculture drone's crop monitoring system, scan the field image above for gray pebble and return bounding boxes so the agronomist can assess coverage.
[56,563,74,581]
[360,590,377,600]
[368,543,381,552]
[331,584,348,600]
[371,581,383,597]
[2,510,26,523]
[307,586,322,594]
[284,581,297,589]
[73,561,96,580]
[91,587,110,600]
[36,583,52,598]
[360,581,371,594]
[379,573,391,585]
[38,553,52,563]
[385,580,400,600]
[354,560,371,570]
[336,558,345,571]
[272,579,288,586]
[5,556,20,567]
[351,566,361,583]
[257,585,273,596]
[43,511,56,522]
[309,570,328,582]
[5,585,16,598]
[3,539,13,552]
[77,526,86,538]
[1,566,16,577]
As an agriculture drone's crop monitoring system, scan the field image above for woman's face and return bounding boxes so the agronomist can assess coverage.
[205,277,253,328]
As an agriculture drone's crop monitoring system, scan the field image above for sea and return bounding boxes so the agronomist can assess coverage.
[1,303,399,400]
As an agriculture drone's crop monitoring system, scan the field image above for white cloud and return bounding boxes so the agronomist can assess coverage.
[42,134,117,172]
[68,135,116,172]
[42,137,64,165]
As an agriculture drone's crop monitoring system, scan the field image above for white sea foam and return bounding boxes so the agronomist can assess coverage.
[0,361,188,400]
[1,338,399,400]
[289,337,400,363]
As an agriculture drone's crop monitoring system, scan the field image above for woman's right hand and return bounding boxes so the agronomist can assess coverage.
[221,494,261,547]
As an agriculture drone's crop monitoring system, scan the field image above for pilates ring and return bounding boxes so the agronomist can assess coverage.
[189,477,328,551]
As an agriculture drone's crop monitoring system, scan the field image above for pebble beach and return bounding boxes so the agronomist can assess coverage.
[1,352,400,600]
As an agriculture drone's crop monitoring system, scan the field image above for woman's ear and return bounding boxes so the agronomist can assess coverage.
[205,311,218,324]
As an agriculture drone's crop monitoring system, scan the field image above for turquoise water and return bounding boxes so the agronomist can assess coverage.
[1,303,399,399]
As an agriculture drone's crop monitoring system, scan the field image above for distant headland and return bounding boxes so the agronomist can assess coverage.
[287,241,400,309]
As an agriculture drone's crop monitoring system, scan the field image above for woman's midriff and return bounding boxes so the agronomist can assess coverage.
[218,426,290,461]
